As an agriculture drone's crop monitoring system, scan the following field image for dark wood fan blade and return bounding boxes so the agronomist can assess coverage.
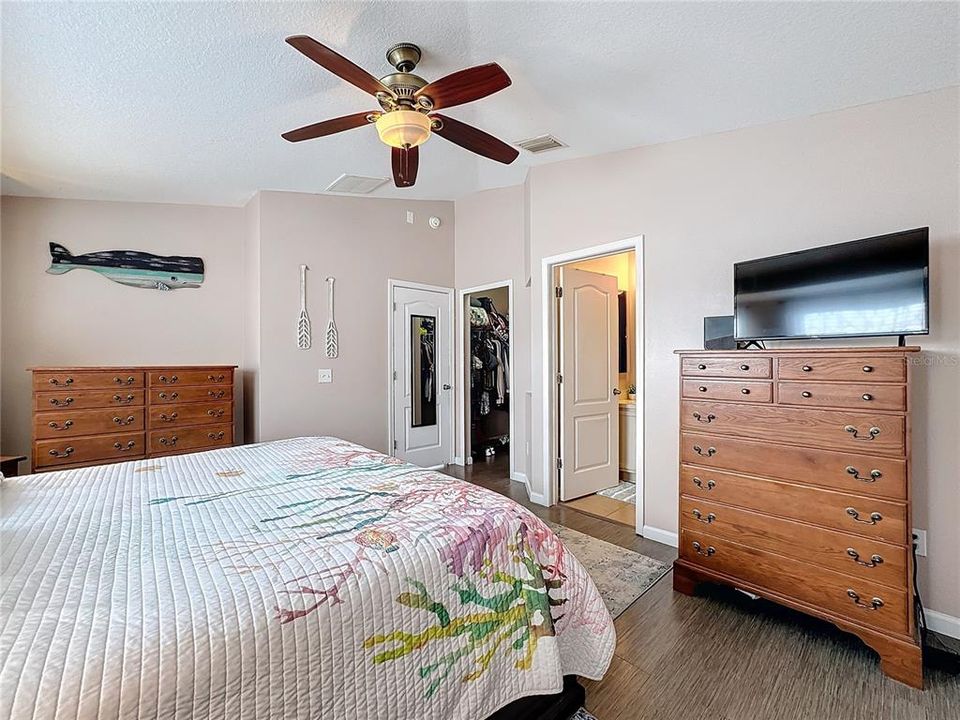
[392,146,419,187]
[286,35,394,98]
[282,112,374,142]
[430,114,519,164]
[415,63,510,110]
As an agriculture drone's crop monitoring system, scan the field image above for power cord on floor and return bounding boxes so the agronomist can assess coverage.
[913,532,960,674]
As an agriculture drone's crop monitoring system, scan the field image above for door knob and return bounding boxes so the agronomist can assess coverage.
[612,388,622,395]
[442,384,452,390]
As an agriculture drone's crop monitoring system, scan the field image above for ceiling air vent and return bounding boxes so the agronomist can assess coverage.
[515,134,567,154]
[325,174,389,194]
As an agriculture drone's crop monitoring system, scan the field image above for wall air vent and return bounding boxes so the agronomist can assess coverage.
[325,174,389,194]
[515,134,567,154]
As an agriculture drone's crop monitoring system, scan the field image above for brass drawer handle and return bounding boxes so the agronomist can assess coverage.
[158,392,180,401]
[846,507,882,525]
[847,548,884,568]
[207,409,225,418]
[692,412,715,424]
[113,394,135,404]
[740,388,750,395]
[49,397,74,406]
[693,445,716,457]
[48,446,74,458]
[844,425,880,441]
[113,441,136,452]
[208,374,225,382]
[113,415,136,426]
[208,431,225,441]
[801,391,812,398]
[692,541,715,557]
[48,420,74,431]
[847,589,883,610]
[691,509,715,524]
[49,377,74,386]
[158,375,178,384]
[159,413,179,423]
[698,386,708,392]
[861,393,873,401]
[692,476,715,490]
[208,390,226,399]
[114,376,136,385]
[801,365,813,372]
[862,365,874,373]
[697,363,707,370]
[846,466,881,483]
[159,436,178,446]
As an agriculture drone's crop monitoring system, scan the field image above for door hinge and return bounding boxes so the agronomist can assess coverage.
[557,457,563,470]
[393,302,397,311]
[394,440,398,450]
[556,373,563,384]
[555,286,563,298]
[393,370,397,380]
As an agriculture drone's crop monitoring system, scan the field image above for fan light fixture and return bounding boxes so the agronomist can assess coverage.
[375,110,431,149]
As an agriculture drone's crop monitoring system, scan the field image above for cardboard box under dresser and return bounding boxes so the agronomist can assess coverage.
[672,347,922,689]
[30,366,237,472]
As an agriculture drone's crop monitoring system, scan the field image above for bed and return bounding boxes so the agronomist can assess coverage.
[0,437,614,719]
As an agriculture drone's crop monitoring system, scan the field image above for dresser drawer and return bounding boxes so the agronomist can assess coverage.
[680,432,907,500]
[679,496,907,587]
[151,386,233,404]
[680,465,908,535]
[34,408,145,439]
[778,382,906,412]
[778,357,905,382]
[681,380,772,403]
[33,371,144,391]
[33,389,145,411]
[681,356,772,379]
[148,423,233,454]
[149,402,232,428]
[681,401,905,455]
[35,432,144,468]
[679,530,909,635]
[148,369,232,387]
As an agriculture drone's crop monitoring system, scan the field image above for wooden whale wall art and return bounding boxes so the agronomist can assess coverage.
[46,242,204,290]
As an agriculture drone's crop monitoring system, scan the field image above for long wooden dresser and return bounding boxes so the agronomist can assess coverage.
[672,347,922,688]
[30,366,236,472]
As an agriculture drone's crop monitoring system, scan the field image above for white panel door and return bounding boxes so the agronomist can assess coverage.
[559,267,619,500]
[392,285,453,467]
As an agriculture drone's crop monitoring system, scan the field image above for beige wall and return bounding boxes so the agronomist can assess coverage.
[250,191,454,452]
[454,87,959,619]
[0,196,246,458]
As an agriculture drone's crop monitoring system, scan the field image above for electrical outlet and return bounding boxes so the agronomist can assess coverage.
[912,528,927,557]
[317,369,333,384]
[406,210,415,224]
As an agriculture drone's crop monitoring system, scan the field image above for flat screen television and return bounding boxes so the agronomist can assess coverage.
[734,228,929,341]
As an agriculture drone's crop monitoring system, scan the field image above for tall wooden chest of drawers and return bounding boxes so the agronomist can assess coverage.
[672,348,922,688]
[30,366,237,472]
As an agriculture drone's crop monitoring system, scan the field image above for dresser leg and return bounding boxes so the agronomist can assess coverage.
[845,624,923,690]
[672,560,702,596]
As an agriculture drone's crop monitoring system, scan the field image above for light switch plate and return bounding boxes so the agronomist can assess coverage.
[318,369,333,384]
[912,528,927,557]
[406,210,415,224]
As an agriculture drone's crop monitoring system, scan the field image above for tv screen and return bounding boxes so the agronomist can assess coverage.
[734,228,929,341]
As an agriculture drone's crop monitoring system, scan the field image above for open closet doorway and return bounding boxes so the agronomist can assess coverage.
[549,244,641,529]
[460,281,513,475]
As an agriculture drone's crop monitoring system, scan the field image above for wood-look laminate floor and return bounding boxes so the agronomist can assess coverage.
[444,456,959,720]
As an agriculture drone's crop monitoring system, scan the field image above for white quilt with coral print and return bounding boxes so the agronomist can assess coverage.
[1,437,614,720]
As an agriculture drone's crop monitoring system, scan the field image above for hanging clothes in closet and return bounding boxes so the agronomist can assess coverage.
[469,296,509,456]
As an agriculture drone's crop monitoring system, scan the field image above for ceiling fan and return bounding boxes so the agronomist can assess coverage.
[281,36,520,188]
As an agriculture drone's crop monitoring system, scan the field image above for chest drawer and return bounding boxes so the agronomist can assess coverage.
[34,408,145,439]
[35,432,144,468]
[149,402,232,428]
[682,380,772,403]
[679,530,909,636]
[679,496,906,586]
[148,369,233,387]
[33,389,145,411]
[778,357,905,382]
[33,371,144,391]
[778,382,906,412]
[148,423,233,454]
[681,401,905,455]
[681,432,907,500]
[151,386,233,404]
[682,357,772,379]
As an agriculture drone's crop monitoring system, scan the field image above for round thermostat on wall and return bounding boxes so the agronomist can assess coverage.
[428,216,441,230]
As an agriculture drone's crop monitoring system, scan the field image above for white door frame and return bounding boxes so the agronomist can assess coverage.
[387,278,456,466]
[456,280,514,479]
[540,235,645,532]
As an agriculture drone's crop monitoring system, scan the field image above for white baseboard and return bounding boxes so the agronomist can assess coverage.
[642,525,679,548]
[926,609,960,640]
[452,456,465,466]
[510,471,528,485]
[528,489,549,506]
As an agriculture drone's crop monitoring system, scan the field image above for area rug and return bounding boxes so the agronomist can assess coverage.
[596,480,636,504]
[547,521,669,619]
[571,709,598,720]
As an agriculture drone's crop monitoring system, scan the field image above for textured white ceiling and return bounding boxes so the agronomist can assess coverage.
[2,2,957,206]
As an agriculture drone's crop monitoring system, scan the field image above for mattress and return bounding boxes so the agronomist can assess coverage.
[1,437,614,719]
